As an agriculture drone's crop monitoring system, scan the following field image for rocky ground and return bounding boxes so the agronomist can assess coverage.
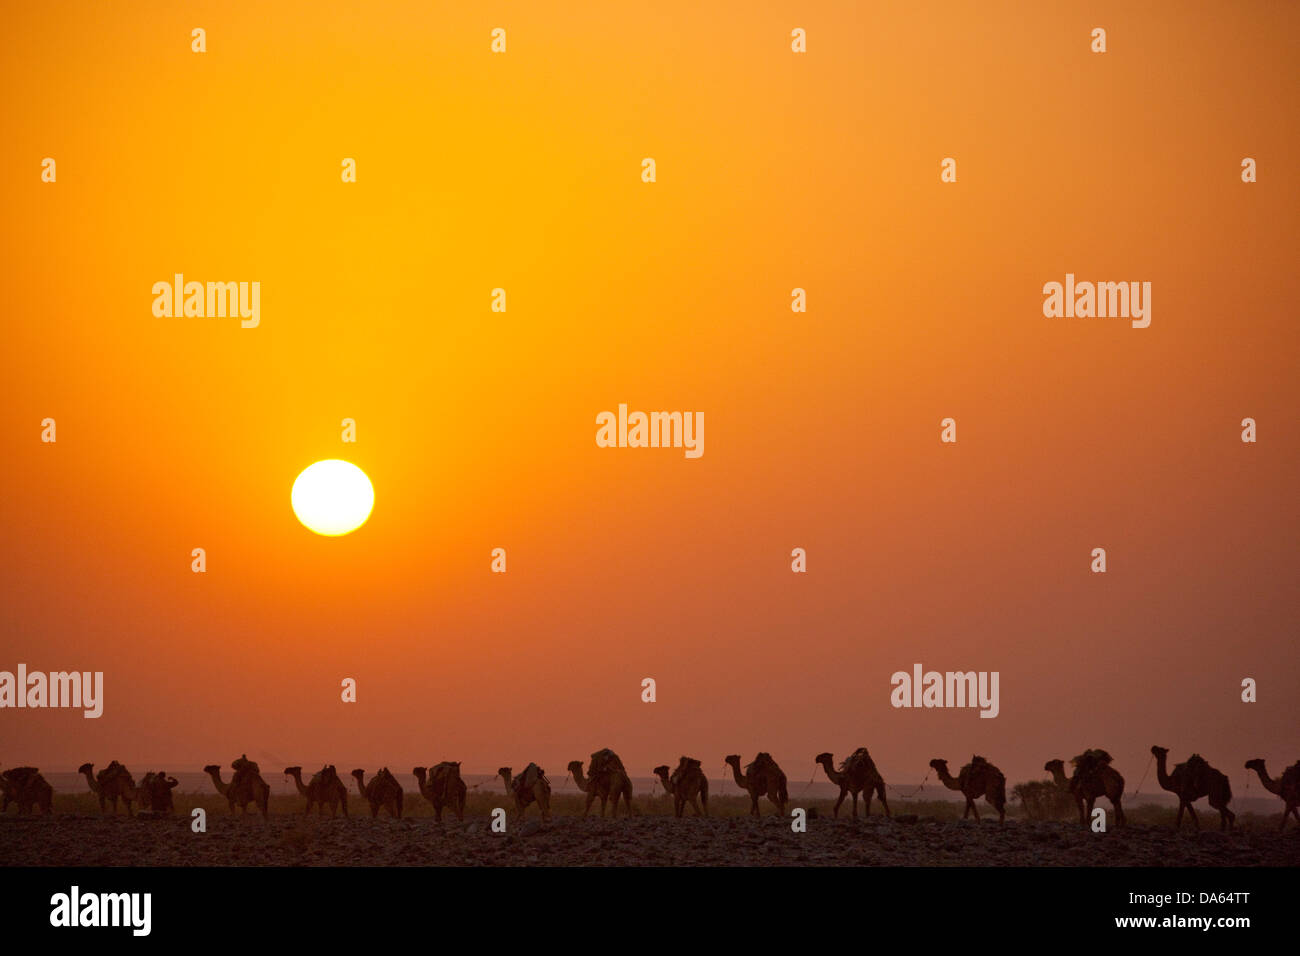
[3,811,1297,866]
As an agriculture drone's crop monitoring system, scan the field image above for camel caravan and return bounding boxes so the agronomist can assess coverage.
[4,744,1298,832]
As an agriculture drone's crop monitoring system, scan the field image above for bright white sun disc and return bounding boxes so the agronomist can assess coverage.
[291,460,374,536]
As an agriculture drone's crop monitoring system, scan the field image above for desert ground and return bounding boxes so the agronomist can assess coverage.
[2,792,1297,866]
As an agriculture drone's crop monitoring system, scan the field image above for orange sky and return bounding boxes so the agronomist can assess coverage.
[1,0,1296,789]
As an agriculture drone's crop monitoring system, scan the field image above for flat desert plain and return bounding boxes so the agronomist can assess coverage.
[2,794,1297,866]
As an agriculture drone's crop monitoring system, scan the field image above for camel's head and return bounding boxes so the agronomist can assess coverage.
[814,752,833,766]
[567,760,584,775]
[929,758,948,773]
[652,765,670,778]
[1044,759,1064,774]
[202,764,221,775]
[1150,746,1168,760]
[350,768,366,782]
[412,766,427,780]
[724,754,741,767]
[284,766,301,777]
[1245,758,1265,772]
[497,766,512,782]
[77,762,94,775]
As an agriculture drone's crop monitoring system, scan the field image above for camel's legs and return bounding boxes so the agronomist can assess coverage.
[832,788,847,818]
[750,792,760,816]
[1113,797,1125,826]
[876,784,890,818]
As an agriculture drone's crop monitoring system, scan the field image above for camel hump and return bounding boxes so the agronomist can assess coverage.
[1073,748,1113,767]
[232,754,260,775]
[670,756,701,787]
[589,748,625,778]
[5,767,40,783]
[746,752,781,777]
[518,762,546,790]
[431,761,460,780]
[840,747,875,774]
[1070,749,1113,781]
[1185,753,1209,772]
[1281,761,1300,790]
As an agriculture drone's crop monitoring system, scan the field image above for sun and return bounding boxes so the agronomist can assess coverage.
[291,460,374,536]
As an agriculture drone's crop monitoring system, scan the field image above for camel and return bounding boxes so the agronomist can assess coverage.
[816,749,890,819]
[78,761,136,816]
[412,762,467,822]
[1245,758,1300,831]
[568,748,634,818]
[351,768,403,818]
[0,766,54,815]
[725,753,788,816]
[930,756,1006,823]
[653,756,709,817]
[1045,749,1125,826]
[1151,746,1234,830]
[285,765,348,817]
[136,772,179,815]
[203,755,270,819]
[498,764,551,822]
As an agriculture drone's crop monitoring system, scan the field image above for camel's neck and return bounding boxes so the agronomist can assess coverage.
[936,769,961,791]
[206,770,228,794]
[1154,755,1174,791]
[289,772,308,795]
[1048,766,1069,789]
[728,763,748,789]
[571,768,589,791]
[500,773,512,791]
[1249,765,1280,794]
[818,757,843,784]
[655,772,673,793]
[81,768,99,792]
[353,774,367,793]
